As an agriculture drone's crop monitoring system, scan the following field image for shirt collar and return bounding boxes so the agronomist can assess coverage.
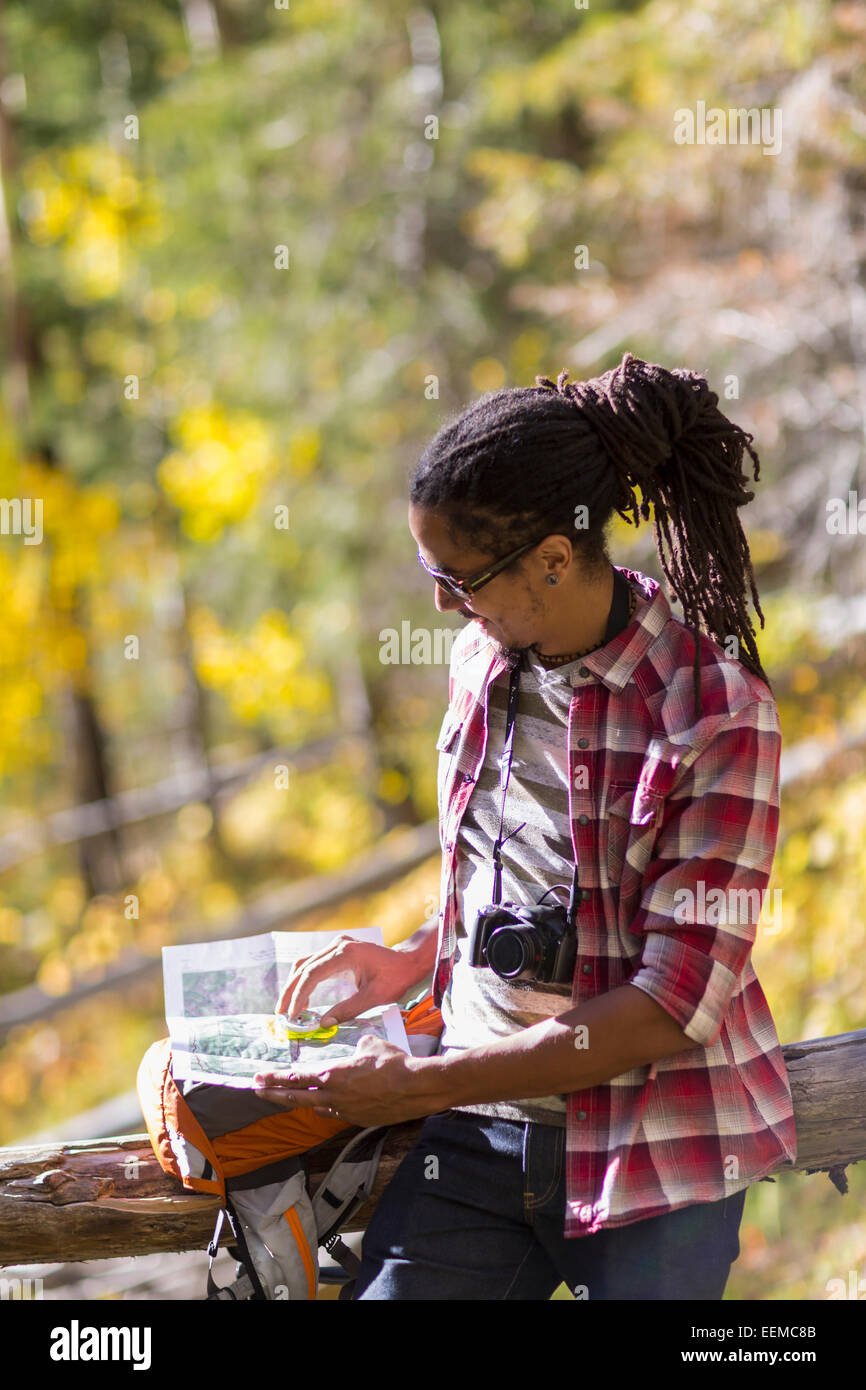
[574,566,670,693]
[455,567,672,695]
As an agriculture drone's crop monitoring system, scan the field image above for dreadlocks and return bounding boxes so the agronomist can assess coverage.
[410,350,769,716]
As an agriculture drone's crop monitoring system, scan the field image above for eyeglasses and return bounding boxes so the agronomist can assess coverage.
[416,537,542,601]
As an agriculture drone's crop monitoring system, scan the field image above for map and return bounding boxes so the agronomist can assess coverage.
[163,926,409,1088]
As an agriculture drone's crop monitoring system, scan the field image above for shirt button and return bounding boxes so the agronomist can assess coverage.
[580,888,591,900]
[576,1110,587,1121]
[578,814,589,825]
[577,737,589,748]
[578,665,590,677]
[463,773,474,783]
[582,963,592,974]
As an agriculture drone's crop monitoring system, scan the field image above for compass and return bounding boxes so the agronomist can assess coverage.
[267,1010,339,1042]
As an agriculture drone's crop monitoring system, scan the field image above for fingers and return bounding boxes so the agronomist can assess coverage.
[275,934,399,1027]
[253,1086,294,1108]
[276,935,359,1016]
[252,1069,332,1110]
[317,987,380,1027]
[254,1068,328,1090]
[253,1086,323,1109]
[275,954,312,1014]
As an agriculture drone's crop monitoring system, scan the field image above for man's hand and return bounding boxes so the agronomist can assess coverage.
[276,928,434,1026]
[252,1035,440,1127]
[253,984,700,1128]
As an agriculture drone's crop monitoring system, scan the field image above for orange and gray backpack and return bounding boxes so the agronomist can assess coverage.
[137,992,443,1300]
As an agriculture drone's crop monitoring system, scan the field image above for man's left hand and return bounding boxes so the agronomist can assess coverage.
[252,1035,438,1127]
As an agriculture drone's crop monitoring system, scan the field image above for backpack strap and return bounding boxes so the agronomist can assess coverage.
[310,1124,390,1259]
[321,1231,361,1280]
[310,1126,392,1296]
[206,1203,268,1300]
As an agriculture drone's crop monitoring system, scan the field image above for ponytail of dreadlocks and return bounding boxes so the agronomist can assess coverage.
[409,351,770,720]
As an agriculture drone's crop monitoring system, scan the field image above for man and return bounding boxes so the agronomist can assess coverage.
[254,354,797,1299]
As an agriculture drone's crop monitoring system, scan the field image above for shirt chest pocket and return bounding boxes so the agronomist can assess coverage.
[603,781,664,888]
[436,710,463,756]
[436,709,465,816]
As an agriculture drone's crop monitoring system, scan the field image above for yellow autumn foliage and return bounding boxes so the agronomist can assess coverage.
[158,404,279,541]
[189,605,332,726]
[0,460,121,773]
[19,145,163,301]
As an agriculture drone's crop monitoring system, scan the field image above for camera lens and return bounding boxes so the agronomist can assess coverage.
[486,926,541,980]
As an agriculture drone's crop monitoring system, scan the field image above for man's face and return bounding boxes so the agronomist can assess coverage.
[408,502,554,653]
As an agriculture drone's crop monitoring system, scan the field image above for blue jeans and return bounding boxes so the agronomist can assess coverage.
[353,1109,748,1300]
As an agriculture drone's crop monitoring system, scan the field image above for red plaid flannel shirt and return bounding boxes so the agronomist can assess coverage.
[433,565,797,1237]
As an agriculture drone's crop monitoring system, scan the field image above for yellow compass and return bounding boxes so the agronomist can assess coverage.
[266,1010,339,1043]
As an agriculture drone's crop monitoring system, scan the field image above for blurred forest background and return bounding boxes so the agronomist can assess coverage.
[0,0,865,1300]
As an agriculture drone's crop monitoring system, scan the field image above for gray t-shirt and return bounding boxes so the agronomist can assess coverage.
[439,646,580,1125]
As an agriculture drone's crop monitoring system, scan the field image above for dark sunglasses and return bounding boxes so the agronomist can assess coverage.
[416,537,542,601]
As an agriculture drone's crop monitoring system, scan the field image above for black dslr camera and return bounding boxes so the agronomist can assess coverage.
[468,900,576,984]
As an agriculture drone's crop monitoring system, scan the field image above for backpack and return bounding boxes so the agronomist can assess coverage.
[136,991,443,1300]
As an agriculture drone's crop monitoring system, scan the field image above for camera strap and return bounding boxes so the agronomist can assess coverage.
[490,566,632,916]
[490,666,525,908]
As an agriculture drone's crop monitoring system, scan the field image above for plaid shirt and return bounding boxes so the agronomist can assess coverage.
[433,565,798,1238]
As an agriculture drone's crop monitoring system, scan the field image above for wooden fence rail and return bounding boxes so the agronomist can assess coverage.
[0,820,440,1036]
[1,1026,864,1266]
[0,735,356,874]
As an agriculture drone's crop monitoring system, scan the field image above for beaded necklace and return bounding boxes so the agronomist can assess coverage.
[531,588,637,669]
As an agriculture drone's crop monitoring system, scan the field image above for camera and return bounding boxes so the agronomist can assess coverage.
[468,900,576,984]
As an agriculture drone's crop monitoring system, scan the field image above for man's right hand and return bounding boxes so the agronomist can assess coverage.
[276,933,424,1027]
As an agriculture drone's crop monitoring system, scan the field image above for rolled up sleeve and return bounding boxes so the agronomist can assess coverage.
[625,697,781,1049]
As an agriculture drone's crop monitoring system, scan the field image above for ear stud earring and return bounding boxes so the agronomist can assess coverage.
[547,575,558,586]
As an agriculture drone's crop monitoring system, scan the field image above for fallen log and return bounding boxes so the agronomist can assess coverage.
[1,1027,865,1266]
[0,1120,425,1264]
